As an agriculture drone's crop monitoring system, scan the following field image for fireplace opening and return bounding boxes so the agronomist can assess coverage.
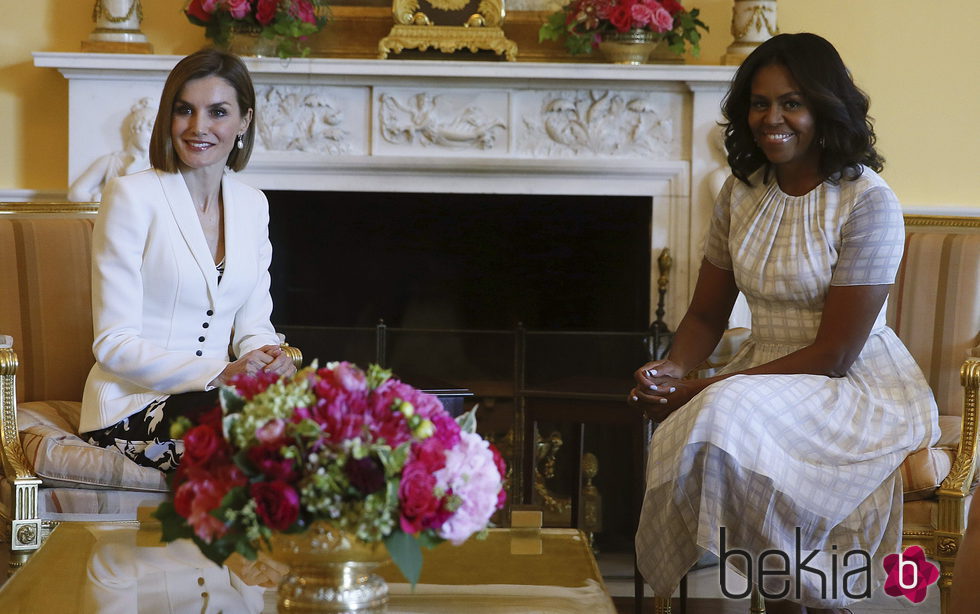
[268,191,652,332]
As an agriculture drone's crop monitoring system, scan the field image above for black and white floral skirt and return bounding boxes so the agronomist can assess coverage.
[83,389,220,473]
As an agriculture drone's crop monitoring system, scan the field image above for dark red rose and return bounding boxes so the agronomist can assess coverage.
[247,443,297,481]
[251,481,300,531]
[255,0,279,25]
[398,463,441,534]
[660,0,684,15]
[182,425,223,466]
[345,456,386,495]
[229,369,281,400]
[197,405,223,433]
[185,0,214,23]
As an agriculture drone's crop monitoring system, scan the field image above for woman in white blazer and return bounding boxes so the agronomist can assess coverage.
[80,49,296,472]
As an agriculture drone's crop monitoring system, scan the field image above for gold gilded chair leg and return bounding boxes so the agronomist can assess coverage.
[653,595,671,613]
[750,586,767,613]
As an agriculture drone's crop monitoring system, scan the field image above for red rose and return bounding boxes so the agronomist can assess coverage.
[247,443,297,481]
[660,0,684,15]
[398,463,441,534]
[251,481,300,531]
[185,0,214,22]
[196,405,223,434]
[255,0,279,25]
[607,5,633,32]
[230,369,280,399]
[182,425,224,466]
[488,443,508,510]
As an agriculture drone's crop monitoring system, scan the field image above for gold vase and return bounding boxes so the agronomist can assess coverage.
[597,29,662,65]
[271,523,391,613]
[225,24,278,57]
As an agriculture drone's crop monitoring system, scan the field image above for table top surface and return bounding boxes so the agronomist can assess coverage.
[0,523,614,614]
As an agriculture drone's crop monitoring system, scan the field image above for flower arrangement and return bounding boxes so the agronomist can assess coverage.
[153,361,506,584]
[539,0,708,57]
[183,0,329,58]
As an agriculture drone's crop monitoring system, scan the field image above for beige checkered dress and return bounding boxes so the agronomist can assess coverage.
[635,167,940,607]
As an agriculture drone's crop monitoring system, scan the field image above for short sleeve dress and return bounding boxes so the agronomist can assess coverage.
[635,167,940,607]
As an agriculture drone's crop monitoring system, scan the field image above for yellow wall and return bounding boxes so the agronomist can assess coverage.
[2,0,977,207]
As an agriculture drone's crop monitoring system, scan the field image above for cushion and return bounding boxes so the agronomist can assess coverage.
[17,400,168,493]
[901,415,978,501]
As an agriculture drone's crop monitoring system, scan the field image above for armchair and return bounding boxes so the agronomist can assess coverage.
[0,202,302,572]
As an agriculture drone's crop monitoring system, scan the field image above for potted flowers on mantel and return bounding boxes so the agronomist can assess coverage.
[184,0,329,58]
[539,0,708,64]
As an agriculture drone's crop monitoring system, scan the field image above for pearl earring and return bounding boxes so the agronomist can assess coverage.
[236,134,244,150]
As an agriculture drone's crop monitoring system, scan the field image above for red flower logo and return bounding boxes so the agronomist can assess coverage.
[882,546,939,603]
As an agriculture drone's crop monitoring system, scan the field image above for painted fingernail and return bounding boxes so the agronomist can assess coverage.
[649,369,658,376]
[659,398,667,404]
[631,395,638,402]
[649,384,658,390]
[669,387,676,393]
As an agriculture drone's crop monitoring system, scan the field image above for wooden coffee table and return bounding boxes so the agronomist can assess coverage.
[0,523,615,613]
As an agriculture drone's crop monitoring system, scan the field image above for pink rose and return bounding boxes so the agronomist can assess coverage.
[651,6,674,32]
[398,463,442,534]
[255,418,286,445]
[290,0,318,24]
[225,0,251,19]
[630,3,656,27]
[255,0,279,25]
[251,481,300,531]
[182,424,224,466]
[433,432,502,544]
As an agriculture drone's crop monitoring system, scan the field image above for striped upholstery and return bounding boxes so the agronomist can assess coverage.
[0,215,96,403]
[890,219,980,503]
[888,226,980,416]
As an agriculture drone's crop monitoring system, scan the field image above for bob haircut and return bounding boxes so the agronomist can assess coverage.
[721,33,884,185]
[149,49,256,173]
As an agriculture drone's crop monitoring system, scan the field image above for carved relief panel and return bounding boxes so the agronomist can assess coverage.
[373,89,509,155]
[514,90,681,159]
[253,85,370,156]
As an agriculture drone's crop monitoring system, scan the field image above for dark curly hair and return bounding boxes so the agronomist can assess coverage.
[721,33,883,185]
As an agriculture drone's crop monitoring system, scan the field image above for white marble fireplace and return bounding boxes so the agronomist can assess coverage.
[33,53,736,326]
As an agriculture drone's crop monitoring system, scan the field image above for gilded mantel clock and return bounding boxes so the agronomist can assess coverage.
[379,0,518,60]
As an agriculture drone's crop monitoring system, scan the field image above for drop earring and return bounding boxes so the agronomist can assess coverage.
[236,134,244,150]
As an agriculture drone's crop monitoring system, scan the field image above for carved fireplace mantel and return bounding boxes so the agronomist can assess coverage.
[34,52,736,325]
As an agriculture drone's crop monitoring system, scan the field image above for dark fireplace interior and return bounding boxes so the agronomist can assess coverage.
[267,190,656,551]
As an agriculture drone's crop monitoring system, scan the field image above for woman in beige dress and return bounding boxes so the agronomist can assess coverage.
[630,33,939,613]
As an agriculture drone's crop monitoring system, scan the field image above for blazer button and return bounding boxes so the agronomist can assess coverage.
[207,310,214,316]
[195,350,203,356]
[202,322,209,328]
[198,336,206,342]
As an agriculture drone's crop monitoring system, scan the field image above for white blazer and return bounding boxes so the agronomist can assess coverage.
[80,168,280,433]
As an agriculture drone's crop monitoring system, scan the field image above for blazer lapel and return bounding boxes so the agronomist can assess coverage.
[156,169,219,302]
[217,172,240,299]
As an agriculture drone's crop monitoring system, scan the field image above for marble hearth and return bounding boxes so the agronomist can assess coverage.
[34,53,736,325]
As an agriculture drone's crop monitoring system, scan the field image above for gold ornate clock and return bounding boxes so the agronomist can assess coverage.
[379,0,518,60]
